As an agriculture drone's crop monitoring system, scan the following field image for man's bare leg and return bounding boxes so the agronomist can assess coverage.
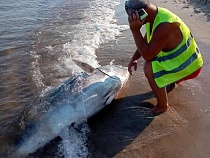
[144,62,169,115]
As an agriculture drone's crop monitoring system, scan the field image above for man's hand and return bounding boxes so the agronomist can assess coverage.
[128,60,138,75]
[128,11,145,32]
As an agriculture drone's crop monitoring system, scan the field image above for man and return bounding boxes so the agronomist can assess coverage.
[125,0,203,115]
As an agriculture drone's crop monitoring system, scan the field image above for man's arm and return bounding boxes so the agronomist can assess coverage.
[127,34,148,75]
[131,22,176,61]
[131,49,141,61]
[130,33,147,61]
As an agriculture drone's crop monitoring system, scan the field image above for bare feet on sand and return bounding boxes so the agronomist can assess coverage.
[151,104,169,116]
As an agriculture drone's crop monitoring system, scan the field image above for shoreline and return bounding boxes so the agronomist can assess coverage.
[92,0,210,157]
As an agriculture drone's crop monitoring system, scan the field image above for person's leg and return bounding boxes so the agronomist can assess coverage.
[144,61,169,115]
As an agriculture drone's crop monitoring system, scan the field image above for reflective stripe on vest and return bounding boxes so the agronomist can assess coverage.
[154,47,200,79]
[153,32,193,62]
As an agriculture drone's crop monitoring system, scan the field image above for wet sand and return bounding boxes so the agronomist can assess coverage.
[90,0,210,157]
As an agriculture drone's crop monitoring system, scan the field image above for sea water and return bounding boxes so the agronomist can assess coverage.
[0,0,128,157]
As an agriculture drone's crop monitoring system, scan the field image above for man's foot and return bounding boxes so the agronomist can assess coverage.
[150,104,169,116]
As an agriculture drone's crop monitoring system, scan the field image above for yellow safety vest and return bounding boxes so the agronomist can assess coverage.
[146,7,203,88]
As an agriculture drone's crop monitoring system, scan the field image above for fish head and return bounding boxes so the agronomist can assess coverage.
[95,65,130,88]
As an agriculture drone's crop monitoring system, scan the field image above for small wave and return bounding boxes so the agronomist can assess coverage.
[59,122,90,158]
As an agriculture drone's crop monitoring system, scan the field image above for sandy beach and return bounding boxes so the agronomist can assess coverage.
[2,0,209,157]
[90,0,210,157]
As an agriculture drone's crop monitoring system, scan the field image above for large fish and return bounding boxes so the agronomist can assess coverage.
[1,63,129,157]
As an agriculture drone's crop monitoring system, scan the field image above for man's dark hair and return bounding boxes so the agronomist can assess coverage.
[125,0,150,9]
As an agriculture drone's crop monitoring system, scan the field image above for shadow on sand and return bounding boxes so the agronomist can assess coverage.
[87,83,175,157]
[88,97,155,157]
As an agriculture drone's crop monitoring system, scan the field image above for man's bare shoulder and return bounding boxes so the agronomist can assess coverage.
[146,22,182,58]
[154,22,180,36]
[153,22,182,51]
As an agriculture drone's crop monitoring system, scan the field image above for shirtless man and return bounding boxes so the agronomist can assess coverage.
[125,0,203,115]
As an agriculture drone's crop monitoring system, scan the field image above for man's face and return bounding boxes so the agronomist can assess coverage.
[125,1,148,24]
[126,8,147,25]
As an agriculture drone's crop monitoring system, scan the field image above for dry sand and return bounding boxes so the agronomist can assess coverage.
[90,0,210,157]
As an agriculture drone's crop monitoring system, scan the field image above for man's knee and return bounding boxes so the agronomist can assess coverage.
[144,62,153,78]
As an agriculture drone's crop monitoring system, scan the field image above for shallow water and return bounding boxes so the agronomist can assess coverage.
[0,0,128,157]
[0,0,87,135]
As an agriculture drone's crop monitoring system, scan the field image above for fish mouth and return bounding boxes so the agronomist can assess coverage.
[96,65,130,90]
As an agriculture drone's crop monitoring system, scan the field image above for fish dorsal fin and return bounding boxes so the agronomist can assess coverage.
[73,59,95,75]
